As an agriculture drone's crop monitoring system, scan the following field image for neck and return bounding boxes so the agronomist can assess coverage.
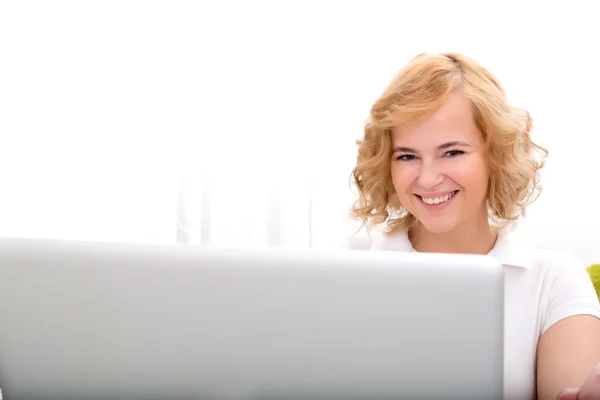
[408,213,497,255]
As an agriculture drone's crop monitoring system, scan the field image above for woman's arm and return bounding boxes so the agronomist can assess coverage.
[535,251,600,399]
[536,314,600,399]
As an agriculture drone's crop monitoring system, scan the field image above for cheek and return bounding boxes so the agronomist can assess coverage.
[451,159,489,196]
[390,164,417,193]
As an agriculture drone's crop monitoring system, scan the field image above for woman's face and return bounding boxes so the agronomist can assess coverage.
[390,91,490,234]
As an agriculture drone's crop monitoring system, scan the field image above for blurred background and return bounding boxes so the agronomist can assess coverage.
[1,1,598,264]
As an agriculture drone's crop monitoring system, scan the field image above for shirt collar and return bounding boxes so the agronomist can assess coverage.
[369,226,534,269]
[488,227,534,269]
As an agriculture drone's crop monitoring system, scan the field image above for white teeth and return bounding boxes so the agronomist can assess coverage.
[421,191,456,205]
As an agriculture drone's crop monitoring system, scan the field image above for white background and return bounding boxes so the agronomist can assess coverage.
[1,1,598,264]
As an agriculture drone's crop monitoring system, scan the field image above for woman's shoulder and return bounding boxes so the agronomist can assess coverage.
[344,226,414,252]
[369,229,414,252]
[520,246,600,334]
[497,228,599,328]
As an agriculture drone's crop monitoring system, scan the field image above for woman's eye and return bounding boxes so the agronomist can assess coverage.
[396,154,417,161]
[445,150,464,157]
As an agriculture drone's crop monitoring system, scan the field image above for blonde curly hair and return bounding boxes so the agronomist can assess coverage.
[350,52,548,235]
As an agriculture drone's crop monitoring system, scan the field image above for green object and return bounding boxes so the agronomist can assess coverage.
[587,264,600,301]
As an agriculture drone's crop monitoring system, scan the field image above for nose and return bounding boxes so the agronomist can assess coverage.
[416,160,444,189]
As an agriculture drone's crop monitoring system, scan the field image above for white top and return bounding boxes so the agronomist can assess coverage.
[366,227,600,399]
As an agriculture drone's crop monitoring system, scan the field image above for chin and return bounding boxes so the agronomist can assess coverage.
[416,218,459,235]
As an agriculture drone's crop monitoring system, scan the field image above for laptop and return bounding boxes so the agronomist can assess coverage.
[0,237,504,399]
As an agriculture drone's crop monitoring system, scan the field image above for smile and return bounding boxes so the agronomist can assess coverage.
[417,190,459,206]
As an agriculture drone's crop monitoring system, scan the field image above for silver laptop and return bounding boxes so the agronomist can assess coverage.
[0,237,504,399]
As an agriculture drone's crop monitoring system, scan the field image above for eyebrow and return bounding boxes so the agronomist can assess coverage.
[392,141,472,153]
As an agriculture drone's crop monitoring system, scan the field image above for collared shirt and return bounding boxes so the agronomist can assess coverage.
[365,227,600,399]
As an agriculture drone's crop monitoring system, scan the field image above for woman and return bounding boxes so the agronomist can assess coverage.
[349,52,600,400]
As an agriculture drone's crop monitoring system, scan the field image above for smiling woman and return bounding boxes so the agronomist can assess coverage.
[349,52,600,399]
[351,52,548,241]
